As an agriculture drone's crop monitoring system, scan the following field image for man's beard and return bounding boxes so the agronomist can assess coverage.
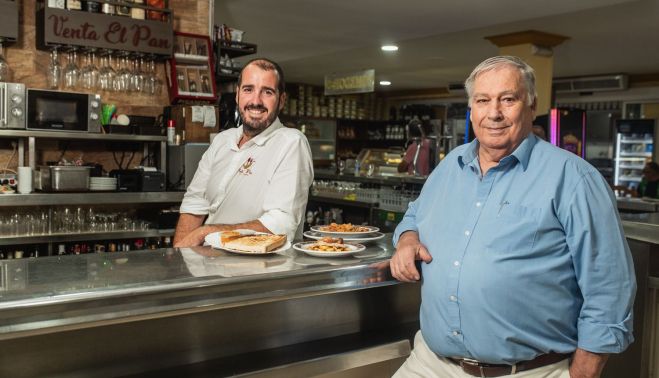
[239,102,280,137]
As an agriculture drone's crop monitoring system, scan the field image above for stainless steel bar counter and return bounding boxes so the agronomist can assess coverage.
[0,237,420,378]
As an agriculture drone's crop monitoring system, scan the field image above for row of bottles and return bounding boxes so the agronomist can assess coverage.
[0,236,173,260]
[46,0,168,21]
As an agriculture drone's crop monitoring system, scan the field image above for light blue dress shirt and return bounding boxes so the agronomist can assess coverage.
[394,134,636,364]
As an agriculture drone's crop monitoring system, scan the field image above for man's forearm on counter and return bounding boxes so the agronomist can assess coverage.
[173,213,206,245]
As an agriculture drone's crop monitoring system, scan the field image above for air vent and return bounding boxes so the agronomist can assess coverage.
[553,74,628,93]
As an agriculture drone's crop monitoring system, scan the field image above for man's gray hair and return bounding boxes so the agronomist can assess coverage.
[464,56,537,106]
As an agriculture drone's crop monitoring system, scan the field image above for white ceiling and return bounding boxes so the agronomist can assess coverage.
[214,0,658,91]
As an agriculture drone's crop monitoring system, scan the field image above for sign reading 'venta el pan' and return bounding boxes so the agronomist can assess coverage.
[38,7,173,56]
[324,69,375,95]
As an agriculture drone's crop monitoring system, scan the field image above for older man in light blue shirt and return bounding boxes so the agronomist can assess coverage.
[391,56,635,378]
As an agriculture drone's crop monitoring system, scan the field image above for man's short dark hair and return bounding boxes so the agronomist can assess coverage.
[237,58,286,95]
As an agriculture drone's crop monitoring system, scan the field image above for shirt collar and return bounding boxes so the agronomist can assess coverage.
[457,133,538,171]
[232,117,284,150]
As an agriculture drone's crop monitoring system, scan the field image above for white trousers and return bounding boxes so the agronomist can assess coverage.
[394,331,570,378]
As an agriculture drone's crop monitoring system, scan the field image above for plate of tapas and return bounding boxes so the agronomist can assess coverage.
[205,229,290,255]
[303,230,385,243]
[292,240,366,258]
[310,223,379,236]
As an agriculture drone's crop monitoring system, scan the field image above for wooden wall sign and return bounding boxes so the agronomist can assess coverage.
[0,0,19,42]
[37,7,173,56]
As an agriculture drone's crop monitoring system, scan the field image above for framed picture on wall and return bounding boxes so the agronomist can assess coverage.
[167,32,217,103]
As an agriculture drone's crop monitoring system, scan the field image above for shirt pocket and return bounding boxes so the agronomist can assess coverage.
[480,203,541,255]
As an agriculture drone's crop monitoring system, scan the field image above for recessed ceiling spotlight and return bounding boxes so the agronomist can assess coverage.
[379,80,392,86]
[381,45,398,52]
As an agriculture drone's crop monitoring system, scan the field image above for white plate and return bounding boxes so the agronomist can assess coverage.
[310,225,380,236]
[205,229,291,255]
[303,230,386,243]
[293,241,365,257]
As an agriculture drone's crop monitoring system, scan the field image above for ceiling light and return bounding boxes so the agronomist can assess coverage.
[381,45,398,52]
[379,80,391,86]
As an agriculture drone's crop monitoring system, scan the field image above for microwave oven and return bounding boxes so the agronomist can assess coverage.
[0,82,26,130]
[26,89,102,132]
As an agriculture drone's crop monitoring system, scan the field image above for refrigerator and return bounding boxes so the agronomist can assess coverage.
[613,119,655,188]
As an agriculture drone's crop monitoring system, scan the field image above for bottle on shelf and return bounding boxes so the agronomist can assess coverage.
[101,2,116,14]
[48,0,66,9]
[66,0,82,11]
[116,0,132,17]
[83,1,101,12]
[131,0,146,19]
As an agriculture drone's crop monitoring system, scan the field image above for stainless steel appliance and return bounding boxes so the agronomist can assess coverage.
[34,166,92,192]
[0,82,26,129]
[26,89,101,132]
[167,143,209,190]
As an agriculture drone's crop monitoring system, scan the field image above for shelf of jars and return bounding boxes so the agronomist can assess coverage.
[0,192,184,206]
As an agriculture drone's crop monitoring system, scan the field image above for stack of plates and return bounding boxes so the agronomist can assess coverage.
[304,225,385,244]
[89,177,117,191]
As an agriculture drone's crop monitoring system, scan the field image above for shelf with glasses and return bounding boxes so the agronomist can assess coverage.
[0,192,184,206]
[0,229,175,246]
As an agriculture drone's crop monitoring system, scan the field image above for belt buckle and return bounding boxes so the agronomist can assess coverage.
[459,358,485,377]
[458,358,517,377]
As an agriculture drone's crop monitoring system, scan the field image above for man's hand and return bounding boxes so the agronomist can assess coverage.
[390,231,432,282]
[569,348,609,378]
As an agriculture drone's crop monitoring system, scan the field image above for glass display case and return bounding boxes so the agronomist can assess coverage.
[356,148,404,177]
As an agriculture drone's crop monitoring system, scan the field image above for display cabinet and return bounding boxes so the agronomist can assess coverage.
[166,32,217,103]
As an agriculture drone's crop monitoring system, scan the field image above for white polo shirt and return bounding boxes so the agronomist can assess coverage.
[180,118,314,241]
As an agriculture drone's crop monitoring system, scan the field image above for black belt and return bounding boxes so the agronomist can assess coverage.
[446,352,571,377]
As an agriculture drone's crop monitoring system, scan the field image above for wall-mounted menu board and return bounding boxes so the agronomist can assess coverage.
[0,0,18,42]
[36,6,173,57]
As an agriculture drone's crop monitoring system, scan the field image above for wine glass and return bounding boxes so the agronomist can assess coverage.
[80,49,100,89]
[47,48,62,89]
[0,41,11,82]
[64,48,80,89]
[98,50,116,92]
[366,163,376,177]
[116,53,131,92]
[338,159,346,175]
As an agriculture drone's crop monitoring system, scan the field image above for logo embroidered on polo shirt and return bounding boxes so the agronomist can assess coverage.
[238,157,255,175]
